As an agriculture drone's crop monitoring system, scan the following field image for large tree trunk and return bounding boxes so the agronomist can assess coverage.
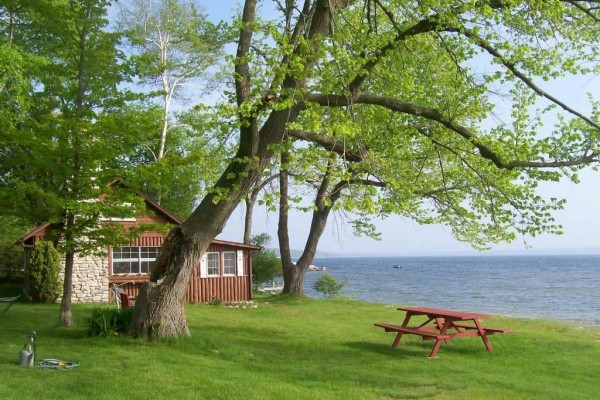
[282,259,308,294]
[129,227,200,338]
[129,0,348,338]
[130,157,255,337]
[279,157,345,295]
[243,195,257,244]
[130,107,299,338]
[58,251,74,327]
[280,200,334,295]
[244,174,278,244]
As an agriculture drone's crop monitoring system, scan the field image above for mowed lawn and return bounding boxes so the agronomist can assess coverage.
[1,295,599,400]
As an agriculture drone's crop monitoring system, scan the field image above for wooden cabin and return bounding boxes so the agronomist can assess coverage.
[19,189,260,305]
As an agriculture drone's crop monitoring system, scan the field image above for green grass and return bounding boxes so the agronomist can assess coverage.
[1,295,599,399]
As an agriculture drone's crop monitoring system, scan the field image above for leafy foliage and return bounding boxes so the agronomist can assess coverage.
[27,241,62,303]
[86,307,135,337]
[312,274,347,299]
[250,233,282,286]
[0,216,29,282]
[116,0,231,218]
[0,242,24,282]
[252,250,282,287]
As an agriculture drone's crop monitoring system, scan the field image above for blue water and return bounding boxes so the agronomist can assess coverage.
[302,255,600,326]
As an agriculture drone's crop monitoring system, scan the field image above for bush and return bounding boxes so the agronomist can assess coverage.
[252,250,282,286]
[312,274,347,298]
[86,307,134,337]
[27,241,62,303]
[209,297,222,306]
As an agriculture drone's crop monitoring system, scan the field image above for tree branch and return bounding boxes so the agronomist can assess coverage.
[288,129,367,162]
[303,92,599,169]
[563,0,600,22]
[235,0,256,106]
[347,14,444,96]
[454,26,600,131]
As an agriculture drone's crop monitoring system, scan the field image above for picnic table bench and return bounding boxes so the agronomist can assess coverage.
[375,306,512,358]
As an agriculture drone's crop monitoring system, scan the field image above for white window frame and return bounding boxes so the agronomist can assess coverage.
[236,250,244,276]
[112,246,160,275]
[223,251,237,276]
[206,252,220,277]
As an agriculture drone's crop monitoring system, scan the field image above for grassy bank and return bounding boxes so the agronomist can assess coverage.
[1,295,599,399]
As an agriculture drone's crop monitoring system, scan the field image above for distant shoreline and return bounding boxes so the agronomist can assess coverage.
[312,250,600,258]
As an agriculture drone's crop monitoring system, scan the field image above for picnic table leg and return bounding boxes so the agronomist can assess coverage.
[392,332,404,348]
[392,312,414,348]
[434,317,452,344]
[428,319,453,358]
[429,338,445,358]
[474,319,493,352]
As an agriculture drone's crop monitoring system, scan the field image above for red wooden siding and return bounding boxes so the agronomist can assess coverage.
[109,240,254,303]
[20,185,258,305]
[130,234,165,247]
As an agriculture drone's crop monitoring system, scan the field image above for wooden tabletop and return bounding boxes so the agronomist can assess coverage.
[397,306,493,320]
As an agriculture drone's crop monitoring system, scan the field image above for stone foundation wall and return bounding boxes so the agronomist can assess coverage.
[59,253,109,304]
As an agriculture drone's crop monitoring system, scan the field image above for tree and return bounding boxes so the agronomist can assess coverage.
[243,174,279,244]
[249,233,282,286]
[119,104,231,218]
[312,274,346,299]
[117,0,229,213]
[130,0,599,338]
[0,0,141,326]
[0,216,30,281]
[26,241,62,303]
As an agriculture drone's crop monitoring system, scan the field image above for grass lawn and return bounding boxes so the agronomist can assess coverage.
[1,294,599,400]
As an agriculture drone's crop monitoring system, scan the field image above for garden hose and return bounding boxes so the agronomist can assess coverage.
[38,359,80,370]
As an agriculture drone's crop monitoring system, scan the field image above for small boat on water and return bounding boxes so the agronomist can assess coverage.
[292,261,326,271]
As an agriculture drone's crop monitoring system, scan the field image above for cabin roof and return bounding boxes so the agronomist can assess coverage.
[18,180,260,250]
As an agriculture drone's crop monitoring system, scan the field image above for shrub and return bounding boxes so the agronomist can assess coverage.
[27,241,62,303]
[312,274,347,298]
[252,250,282,286]
[209,297,222,306]
[86,307,134,337]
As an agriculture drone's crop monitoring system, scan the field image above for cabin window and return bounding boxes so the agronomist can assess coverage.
[223,251,237,275]
[206,252,220,276]
[112,246,160,275]
[200,250,244,278]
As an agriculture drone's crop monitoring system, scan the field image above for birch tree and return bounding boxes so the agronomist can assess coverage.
[118,0,228,210]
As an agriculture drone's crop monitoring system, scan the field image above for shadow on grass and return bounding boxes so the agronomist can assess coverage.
[344,340,425,357]
[344,337,498,359]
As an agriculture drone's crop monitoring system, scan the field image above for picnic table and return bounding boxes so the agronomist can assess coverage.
[375,306,512,358]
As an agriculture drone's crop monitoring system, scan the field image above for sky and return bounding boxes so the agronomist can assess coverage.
[202,1,600,256]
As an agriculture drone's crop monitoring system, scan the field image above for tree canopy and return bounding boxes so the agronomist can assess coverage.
[129,0,600,338]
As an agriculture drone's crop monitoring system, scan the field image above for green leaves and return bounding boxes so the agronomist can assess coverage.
[27,241,62,303]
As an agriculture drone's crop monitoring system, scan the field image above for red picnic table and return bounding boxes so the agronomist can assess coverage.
[375,306,512,358]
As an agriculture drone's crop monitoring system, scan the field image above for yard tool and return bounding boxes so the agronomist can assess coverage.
[17,331,80,369]
[18,331,36,367]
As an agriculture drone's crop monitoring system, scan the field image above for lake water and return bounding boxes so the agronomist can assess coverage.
[302,255,600,326]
